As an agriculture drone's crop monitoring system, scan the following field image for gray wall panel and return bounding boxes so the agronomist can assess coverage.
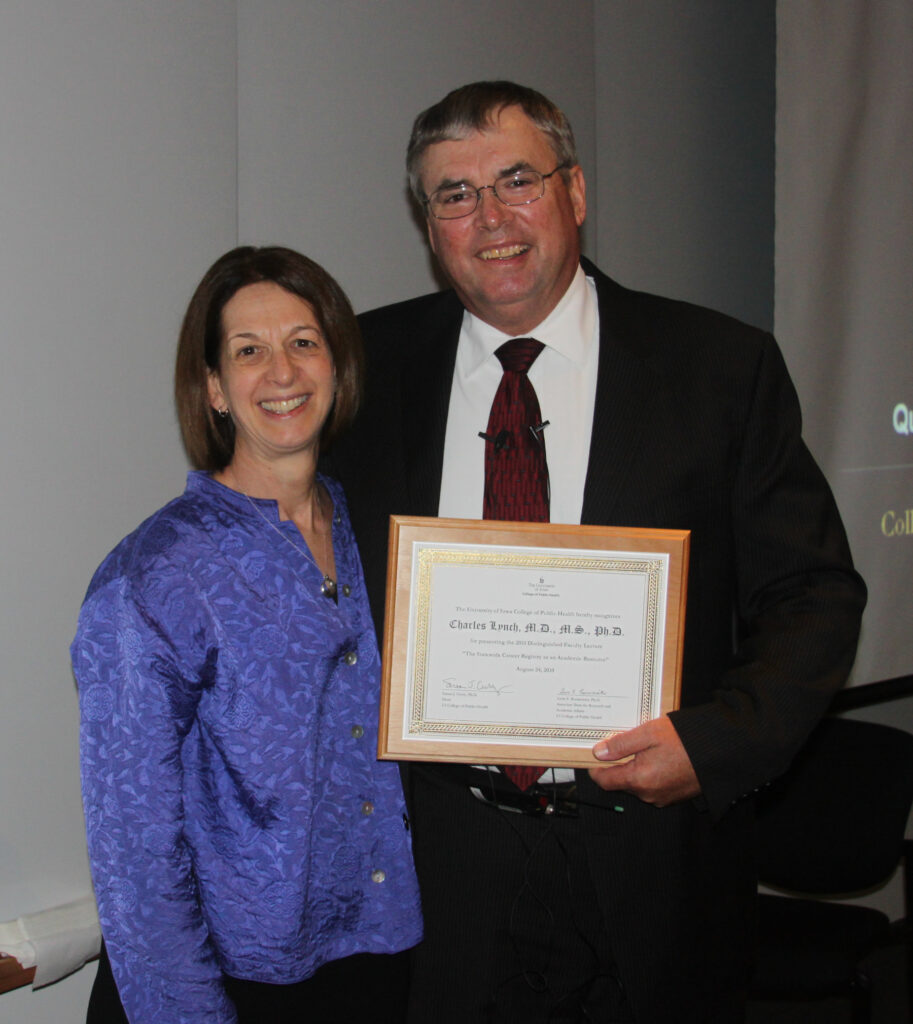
[236,0,596,313]
[0,4,236,1018]
[593,0,775,330]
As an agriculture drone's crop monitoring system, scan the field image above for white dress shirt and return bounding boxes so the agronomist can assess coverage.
[438,267,599,786]
[438,266,599,524]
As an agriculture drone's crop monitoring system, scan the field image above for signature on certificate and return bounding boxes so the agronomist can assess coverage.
[442,677,515,696]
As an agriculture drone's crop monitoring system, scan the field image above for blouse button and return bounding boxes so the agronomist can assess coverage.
[344,650,358,666]
[351,724,364,739]
[371,869,386,884]
[342,584,352,597]
[361,801,375,816]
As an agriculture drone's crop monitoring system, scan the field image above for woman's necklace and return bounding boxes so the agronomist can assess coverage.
[243,487,337,600]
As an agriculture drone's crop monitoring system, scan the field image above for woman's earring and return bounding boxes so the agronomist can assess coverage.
[217,407,229,419]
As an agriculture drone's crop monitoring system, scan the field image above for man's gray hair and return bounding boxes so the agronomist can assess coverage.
[406,81,579,203]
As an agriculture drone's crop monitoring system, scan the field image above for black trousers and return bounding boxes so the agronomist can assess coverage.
[405,765,635,1024]
[88,941,409,1023]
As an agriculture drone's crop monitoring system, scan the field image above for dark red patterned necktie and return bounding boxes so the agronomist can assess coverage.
[483,338,549,791]
[483,338,550,523]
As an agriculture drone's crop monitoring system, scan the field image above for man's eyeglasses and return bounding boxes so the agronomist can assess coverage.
[424,163,570,220]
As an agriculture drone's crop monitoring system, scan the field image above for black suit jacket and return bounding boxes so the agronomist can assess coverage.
[330,259,865,1019]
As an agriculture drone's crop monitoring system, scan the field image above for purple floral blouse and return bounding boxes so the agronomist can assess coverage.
[72,472,422,1023]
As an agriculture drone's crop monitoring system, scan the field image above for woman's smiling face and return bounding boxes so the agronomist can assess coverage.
[207,281,335,469]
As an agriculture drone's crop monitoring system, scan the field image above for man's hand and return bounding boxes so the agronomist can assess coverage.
[589,716,701,806]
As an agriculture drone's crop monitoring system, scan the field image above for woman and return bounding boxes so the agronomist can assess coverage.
[72,246,422,1023]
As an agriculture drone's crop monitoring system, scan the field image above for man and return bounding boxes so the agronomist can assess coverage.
[330,81,865,1023]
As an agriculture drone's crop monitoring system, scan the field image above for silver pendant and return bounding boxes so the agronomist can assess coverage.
[321,576,338,600]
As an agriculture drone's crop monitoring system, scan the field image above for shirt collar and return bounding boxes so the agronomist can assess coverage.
[459,265,595,376]
[187,469,331,525]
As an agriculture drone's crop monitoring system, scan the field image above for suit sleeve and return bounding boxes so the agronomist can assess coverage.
[668,334,866,819]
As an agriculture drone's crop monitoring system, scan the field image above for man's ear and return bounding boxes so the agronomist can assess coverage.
[566,165,587,228]
[426,215,438,256]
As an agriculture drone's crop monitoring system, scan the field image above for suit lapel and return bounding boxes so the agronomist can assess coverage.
[400,292,462,517]
[581,263,653,525]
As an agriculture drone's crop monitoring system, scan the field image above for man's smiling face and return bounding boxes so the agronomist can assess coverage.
[419,105,586,336]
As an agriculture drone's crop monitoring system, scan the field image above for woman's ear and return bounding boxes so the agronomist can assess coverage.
[207,370,227,414]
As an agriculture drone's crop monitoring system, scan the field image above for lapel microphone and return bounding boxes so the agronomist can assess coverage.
[478,428,511,452]
[478,423,550,453]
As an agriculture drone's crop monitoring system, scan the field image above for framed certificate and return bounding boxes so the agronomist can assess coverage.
[378,517,689,768]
